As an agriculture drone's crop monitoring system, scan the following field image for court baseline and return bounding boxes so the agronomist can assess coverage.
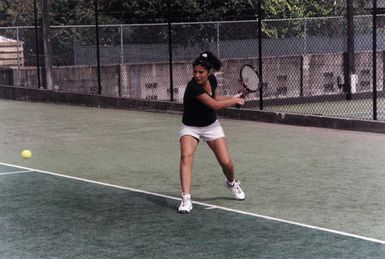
[1,162,384,245]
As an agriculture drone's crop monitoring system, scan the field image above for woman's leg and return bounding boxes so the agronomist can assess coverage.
[206,137,234,182]
[207,137,245,200]
[179,135,199,194]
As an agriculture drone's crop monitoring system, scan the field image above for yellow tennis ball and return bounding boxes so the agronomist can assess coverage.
[21,150,32,159]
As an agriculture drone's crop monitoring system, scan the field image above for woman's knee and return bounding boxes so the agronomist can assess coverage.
[180,152,194,165]
[220,158,233,170]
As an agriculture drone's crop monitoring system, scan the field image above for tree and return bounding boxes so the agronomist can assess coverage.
[0,0,371,27]
[0,0,34,26]
[98,0,258,23]
[50,0,116,25]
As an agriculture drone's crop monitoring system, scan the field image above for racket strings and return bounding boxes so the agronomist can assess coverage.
[241,67,259,92]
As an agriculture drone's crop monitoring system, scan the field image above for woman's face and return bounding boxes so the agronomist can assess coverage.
[193,65,210,85]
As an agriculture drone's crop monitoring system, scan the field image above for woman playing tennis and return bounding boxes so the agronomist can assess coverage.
[178,51,245,213]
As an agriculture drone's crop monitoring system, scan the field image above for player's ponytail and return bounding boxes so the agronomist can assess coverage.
[193,51,222,71]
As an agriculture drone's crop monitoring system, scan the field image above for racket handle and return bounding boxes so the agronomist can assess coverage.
[236,93,245,109]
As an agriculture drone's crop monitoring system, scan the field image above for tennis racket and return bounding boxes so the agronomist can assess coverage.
[236,64,260,108]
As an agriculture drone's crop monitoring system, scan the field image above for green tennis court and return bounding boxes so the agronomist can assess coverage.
[264,97,385,121]
[1,99,385,258]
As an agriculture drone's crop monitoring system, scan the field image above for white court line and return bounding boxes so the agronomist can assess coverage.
[0,170,32,176]
[1,162,385,245]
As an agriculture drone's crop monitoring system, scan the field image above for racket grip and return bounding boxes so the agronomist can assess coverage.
[236,104,241,109]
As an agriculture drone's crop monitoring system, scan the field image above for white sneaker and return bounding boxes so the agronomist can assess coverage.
[225,180,245,200]
[178,193,192,213]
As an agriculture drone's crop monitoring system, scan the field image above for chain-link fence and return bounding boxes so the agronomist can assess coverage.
[0,15,384,120]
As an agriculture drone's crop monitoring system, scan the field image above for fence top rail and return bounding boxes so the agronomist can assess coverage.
[0,14,382,30]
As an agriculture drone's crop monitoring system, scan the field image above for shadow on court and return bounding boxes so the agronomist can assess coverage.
[1,165,384,258]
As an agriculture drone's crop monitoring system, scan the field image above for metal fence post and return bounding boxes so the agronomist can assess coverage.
[258,0,263,110]
[303,18,307,54]
[216,22,220,58]
[372,0,378,120]
[167,2,174,102]
[346,0,355,100]
[120,25,124,64]
[33,0,41,89]
[94,0,101,95]
[16,27,20,69]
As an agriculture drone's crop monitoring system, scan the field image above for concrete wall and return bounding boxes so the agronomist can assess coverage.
[2,84,385,134]
[53,65,120,96]
[6,51,384,102]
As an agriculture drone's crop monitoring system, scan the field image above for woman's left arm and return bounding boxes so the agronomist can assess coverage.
[214,93,242,101]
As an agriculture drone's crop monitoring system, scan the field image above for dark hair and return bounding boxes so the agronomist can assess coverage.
[192,51,222,71]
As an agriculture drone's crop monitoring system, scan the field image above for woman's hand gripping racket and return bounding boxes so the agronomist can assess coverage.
[236,64,260,108]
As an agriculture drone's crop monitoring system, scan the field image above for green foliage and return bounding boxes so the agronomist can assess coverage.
[0,0,34,26]
[0,0,372,26]
[0,0,372,49]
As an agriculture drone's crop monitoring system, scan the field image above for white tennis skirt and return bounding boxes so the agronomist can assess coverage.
[179,120,225,141]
